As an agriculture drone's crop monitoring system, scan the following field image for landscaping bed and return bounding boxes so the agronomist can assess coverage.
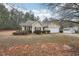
[13,30,50,35]
[34,30,50,34]
[13,30,32,35]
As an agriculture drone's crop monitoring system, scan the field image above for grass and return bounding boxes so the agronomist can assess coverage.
[0,31,79,55]
[0,34,78,47]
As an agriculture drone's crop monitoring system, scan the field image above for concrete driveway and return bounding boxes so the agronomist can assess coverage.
[63,33,79,37]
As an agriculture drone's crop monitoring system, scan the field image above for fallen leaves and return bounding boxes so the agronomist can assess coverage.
[0,43,78,56]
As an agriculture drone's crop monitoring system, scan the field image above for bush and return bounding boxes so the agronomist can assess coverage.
[34,30,50,34]
[59,30,63,33]
[28,31,32,33]
[34,30,42,34]
[59,27,63,33]
[42,30,50,34]
[13,30,50,35]
[42,31,46,34]
[46,30,50,34]
[13,30,32,35]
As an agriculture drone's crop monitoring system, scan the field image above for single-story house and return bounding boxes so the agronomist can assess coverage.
[19,20,43,33]
[19,20,79,33]
[42,20,60,33]
[20,20,60,33]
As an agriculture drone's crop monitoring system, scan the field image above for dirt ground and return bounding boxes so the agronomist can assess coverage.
[0,31,79,56]
[0,30,15,36]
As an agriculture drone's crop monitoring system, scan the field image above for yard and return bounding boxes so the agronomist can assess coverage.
[0,31,79,56]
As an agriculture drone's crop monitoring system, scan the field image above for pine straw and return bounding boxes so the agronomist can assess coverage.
[0,43,78,56]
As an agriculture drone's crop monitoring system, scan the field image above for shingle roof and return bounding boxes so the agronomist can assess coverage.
[20,20,35,26]
[20,20,79,27]
[20,20,42,26]
[42,20,60,27]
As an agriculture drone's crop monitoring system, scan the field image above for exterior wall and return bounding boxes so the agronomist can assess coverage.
[47,23,60,33]
[73,26,78,31]
[63,28,75,33]
[48,23,60,28]
[32,21,42,33]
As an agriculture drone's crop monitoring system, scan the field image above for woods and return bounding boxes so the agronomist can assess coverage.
[0,3,79,31]
[0,4,38,30]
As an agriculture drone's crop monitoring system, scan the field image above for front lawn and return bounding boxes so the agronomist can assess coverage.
[0,31,79,55]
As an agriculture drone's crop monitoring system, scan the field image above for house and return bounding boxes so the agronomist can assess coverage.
[19,20,79,34]
[19,20,43,33]
[42,20,60,33]
[62,20,79,33]
[20,20,60,33]
[42,20,79,33]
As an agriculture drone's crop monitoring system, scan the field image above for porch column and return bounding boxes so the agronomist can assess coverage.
[32,27,34,33]
[25,26,26,31]
[43,27,44,31]
[22,26,25,31]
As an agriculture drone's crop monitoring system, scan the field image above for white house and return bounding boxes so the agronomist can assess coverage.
[19,20,79,34]
[20,20,60,33]
[20,20,43,33]
[42,20,60,33]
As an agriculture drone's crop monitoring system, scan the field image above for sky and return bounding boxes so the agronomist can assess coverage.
[4,3,53,21]
[4,3,79,21]
[14,3,47,10]
[15,3,52,21]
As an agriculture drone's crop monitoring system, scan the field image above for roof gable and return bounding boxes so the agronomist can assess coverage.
[20,20,42,26]
[42,20,60,27]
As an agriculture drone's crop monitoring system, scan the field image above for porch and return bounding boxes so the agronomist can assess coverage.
[21,26,42,33]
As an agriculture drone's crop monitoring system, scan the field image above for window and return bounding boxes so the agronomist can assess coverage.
[35,27,41,30]
[64,28,70,31]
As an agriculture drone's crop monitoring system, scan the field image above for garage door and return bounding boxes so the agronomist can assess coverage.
[49,28,59,33]
[63,29,75,33]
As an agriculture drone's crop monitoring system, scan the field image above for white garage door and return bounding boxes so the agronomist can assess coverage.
[49,28,59,33]
[63,29,75,33]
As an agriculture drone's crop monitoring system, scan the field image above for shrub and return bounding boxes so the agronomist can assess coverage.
[46,30,50,34]
[42,30,50,34]
[28,30,32,33]
[34,30,42,34]
[13,30,32,35]
[42,31,46,34]
[59,27,63,33]
[34,30,50,34]
[59,30,63,33]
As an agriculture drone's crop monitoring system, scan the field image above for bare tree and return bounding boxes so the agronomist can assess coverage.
[43,3,79,33]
